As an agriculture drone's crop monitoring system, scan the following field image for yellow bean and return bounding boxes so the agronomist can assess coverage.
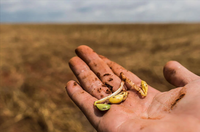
[109,91,128,104]
[141,80,148,97]
[122,91,129,101]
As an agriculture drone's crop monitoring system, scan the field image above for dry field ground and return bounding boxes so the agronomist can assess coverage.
[0,24,200,132]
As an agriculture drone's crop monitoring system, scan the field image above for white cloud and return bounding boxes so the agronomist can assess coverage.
[0,0,200,22]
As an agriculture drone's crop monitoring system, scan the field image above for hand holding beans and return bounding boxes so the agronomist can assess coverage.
[66,45,200,132]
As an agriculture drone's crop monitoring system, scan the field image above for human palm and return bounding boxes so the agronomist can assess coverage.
[66,45,200,132]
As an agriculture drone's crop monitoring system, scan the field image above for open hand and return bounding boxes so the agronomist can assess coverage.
[66,45,200,132]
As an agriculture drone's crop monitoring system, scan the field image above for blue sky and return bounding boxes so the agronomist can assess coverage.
[1,0,200,23]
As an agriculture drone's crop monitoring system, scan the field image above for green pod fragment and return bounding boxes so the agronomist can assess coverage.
[95,104,111,111]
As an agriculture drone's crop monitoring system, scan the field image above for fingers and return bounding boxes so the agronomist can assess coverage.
[99,55,141,84]
[75,45,122,92]
[65,80,102,128]
[69,45,160,102]
[163,61,199,87]
[100,55,160,95]
[69,56,111,99]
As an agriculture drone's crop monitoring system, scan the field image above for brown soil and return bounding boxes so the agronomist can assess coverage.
[0,24,200,132]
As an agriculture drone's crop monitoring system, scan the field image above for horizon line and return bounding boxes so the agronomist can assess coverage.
[1,22,200,25]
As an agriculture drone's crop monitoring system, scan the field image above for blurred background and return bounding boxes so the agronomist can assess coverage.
[0,0,200,132]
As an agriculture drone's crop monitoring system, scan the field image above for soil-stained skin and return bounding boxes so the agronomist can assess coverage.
[75,45,122,92]
[147,87,186,119]
[69,56,112,99]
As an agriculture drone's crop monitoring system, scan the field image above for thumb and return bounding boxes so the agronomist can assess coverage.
[163,61,199,87]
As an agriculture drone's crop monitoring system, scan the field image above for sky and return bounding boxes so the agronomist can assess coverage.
[0,0,200,23]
